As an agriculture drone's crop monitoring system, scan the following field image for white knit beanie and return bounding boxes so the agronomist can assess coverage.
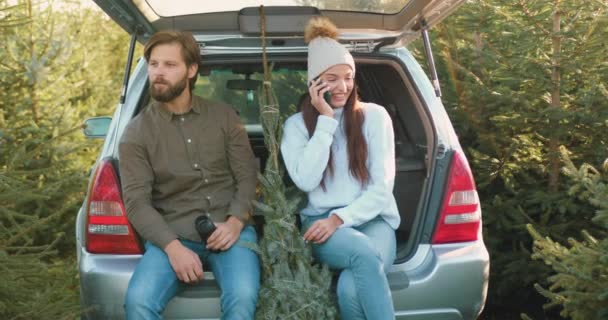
[305,17,355,84]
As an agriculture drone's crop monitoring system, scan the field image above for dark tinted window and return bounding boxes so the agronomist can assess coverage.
[194,66,308,131]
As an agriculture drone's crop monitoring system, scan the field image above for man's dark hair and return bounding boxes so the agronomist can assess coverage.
[144,31,200,91]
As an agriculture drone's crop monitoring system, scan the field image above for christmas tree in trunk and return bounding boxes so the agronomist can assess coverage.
[252,6,338,320]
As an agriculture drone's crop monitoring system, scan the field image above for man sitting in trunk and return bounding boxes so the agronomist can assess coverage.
[119,30,260,320]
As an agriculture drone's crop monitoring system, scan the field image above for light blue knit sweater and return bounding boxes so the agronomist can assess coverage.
[281,102,400,229]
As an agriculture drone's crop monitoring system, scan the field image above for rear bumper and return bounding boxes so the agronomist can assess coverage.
[78,240,488,320]
[79,252,138,319]
[392,240,490,320]
[78,247,222,319]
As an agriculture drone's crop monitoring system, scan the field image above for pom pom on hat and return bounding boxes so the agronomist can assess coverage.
[305,17,355,84]
[304,16,339,43]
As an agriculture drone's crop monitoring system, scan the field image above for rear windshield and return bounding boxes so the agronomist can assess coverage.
[193,65,308,131]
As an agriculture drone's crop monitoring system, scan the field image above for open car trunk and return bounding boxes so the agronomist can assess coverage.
[128,52,431,262]
[98,3,457,261]
[78,3,489,319]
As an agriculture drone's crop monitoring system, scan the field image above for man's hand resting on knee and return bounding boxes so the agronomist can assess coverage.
[206,216,244,251]
[164,240,204,283]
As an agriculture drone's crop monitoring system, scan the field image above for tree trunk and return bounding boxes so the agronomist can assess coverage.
[548,1,561,192]
[26,0,39,124]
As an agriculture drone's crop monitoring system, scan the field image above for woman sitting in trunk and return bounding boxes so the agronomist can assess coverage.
[280,16,400,320]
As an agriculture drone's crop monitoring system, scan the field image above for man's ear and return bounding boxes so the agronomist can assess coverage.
[187,63,198,79]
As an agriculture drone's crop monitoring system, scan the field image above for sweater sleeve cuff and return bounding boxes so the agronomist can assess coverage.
[315,115,338,135]
[330,209,353,229]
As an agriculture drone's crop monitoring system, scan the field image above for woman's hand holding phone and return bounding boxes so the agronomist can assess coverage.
[309,78,334,117]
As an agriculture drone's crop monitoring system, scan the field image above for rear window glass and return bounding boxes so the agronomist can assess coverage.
[193,66,308,130]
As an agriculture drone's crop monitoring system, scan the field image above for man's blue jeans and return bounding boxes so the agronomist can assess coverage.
[124,225,260,320]
[301,213,396,320]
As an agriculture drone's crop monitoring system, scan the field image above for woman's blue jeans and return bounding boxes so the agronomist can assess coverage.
[124,225,260,320]
[301,213,396,320]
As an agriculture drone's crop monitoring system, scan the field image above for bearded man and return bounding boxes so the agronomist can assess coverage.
[118,31,260,320]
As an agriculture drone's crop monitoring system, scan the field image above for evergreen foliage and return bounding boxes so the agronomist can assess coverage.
[1,1,136,318]
[417,0,608,316]
[0,0,135,253]
[252,8,338,319]
[528,147,608,319]
[0,203,80,319]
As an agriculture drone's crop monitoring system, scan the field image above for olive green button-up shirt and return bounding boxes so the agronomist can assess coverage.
[119,95,258,249]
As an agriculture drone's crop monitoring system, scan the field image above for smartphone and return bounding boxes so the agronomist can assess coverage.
[310,77,333,105]
[323,91,332,104]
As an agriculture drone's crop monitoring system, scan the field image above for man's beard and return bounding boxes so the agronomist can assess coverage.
[150,76,188,102]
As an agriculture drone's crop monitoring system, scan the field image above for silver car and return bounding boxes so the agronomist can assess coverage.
[77,1,489,319]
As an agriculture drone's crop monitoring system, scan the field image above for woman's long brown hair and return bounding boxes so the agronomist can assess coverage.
[301,85,369,191]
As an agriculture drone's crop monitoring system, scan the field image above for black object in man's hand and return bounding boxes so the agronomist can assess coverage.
[195,215,217,244]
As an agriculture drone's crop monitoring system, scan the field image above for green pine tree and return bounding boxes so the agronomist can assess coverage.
[1,2,82,316]
[0,0,136,253]
[252,7,338,319]
[527,147,608,320]
[1,1,138,317]
[413,1,608,316]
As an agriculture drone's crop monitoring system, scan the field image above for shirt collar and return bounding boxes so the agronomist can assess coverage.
[191,98,203,114]
[155,101,172,121]
[153,95,202,122]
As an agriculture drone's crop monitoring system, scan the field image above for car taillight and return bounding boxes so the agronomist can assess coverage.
[86,160,142,254]
[432,151,481,244]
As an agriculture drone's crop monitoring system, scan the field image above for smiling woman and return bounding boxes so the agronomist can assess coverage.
[280,17,400,319]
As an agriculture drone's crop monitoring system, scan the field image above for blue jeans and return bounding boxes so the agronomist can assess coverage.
[124,225,260,320]
[301,213,396,320]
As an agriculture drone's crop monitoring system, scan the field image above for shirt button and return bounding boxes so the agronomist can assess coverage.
[180,117,185,122]
[194,163,199,168]
[187,138,192,143]
[204,179,209,183]
[206,195,212,200]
